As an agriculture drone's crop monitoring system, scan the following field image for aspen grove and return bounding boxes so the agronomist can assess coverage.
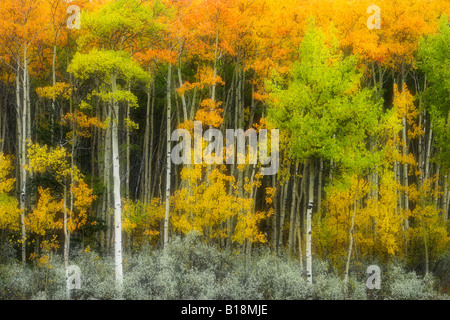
[0,0,449,300]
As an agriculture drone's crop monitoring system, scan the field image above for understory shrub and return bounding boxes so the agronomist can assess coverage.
[0,235,447,300]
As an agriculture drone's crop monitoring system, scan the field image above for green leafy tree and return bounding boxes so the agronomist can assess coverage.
[67,0,157,291]
[268,23,382,284]
[418,16,450,171]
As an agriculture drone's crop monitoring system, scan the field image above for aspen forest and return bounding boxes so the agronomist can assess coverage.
[0,0,449,300]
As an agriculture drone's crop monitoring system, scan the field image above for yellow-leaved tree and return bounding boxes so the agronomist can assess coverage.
[122,198,164,248]
[26,142,96,297]
[0,153,21,233]
[171,164,271,249]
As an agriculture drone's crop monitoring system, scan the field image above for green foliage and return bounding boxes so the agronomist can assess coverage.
[418,15,450,171]
[78,0,163,51]
[68,49,149,83]
[269,24,382,174]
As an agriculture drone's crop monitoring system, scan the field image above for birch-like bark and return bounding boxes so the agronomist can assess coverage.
[434,165,440,208]
[16,62,26,263]
[51,43,57,142]
[424,123,433,182]
[104,105,112,253]
[164,63,172,248]
[344,195,357,291]
[63,184,70,298]
[111,74,123,291]
[288,161,300,256]
[177,60,188,122]
[142,71,153,204]
[317,158,323,218]
[21,48,29,263]
[306,159,315,285]
[126,83,131,199]
[402,116,409,230]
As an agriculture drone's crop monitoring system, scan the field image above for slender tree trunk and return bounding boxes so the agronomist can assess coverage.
[149,80,156,200]
[104,101,112,253]
[211,22,219,103]
[296,162,307,270]
[434,165,440,208]
[111,74,123,291]
[164,63,172,249]
[0,94,3,153]
[126,83,131,199]
[296,227,303,271]
[394,129,400,215]
[142,72,153,204]
[422,218,429,275]
[63,184,70,299]
[278,182,288,250]
[16,63,26,263]
[306,159,315,285]
[51,43,57,142]
[271,174,278,251]
[288,161,300,256]
[317,158,323,217]
[20,48,29,263]
[177,59,188,122]
[344,194,357,292]
[444,175,449,222]
[402,116,409,228]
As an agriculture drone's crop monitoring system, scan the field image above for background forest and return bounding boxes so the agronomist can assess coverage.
[0,0,449,300]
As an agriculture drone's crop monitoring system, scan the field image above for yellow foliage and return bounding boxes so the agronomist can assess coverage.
[172,166,270,244]
[232,210,272,244]
[122,198,164,247]
[195,99,223,128]
[363,171,406,258]
[0,153,20,231]
[316,173,409,268]
[0,153,15,194]
[0,194,21,232]
[393,84,423,139]
[70,179,97,232]
[26,143,96,233]
[177,65,225,96]
[265,187,276,205]
[406,175,449,261]
[26,143,69,180]
[61,111,106,139]
[25,188,63,236]
[36,82,72,100]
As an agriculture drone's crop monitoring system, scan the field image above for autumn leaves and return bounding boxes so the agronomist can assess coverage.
[0,0,448,296]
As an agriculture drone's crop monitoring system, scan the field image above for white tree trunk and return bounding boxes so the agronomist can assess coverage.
[306,159,315,285]
[20,47,29,264]
[63,185,70,298]
[344,195,357,292]
[402,117,409,228]
[288,161,300,256]
[16,62,26,264]
[111,74,123,291]
[164,63,172,248]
